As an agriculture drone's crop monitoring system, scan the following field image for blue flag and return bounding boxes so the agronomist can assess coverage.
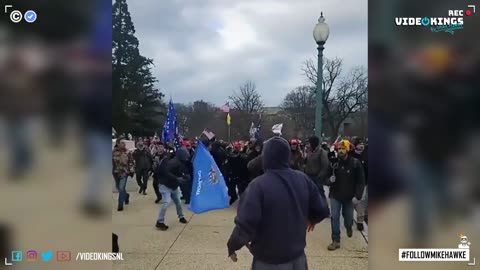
[189,141,229,214]
[162,100,178,143]
[89,0,111,54]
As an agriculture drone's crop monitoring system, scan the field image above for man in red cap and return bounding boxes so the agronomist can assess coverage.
[289,139,305,170]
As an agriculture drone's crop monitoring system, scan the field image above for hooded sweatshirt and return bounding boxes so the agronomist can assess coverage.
[227,137,330,264]
[159,148,190,190]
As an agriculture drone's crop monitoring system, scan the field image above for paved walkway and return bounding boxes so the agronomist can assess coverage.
[113,180,368,270]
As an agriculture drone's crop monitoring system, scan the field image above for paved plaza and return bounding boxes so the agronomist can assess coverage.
[112,180,368,270]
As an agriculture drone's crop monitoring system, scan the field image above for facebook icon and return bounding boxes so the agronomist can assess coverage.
[12,251,23,262]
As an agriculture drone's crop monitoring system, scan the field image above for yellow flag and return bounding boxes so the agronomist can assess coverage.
[227,113,231,125]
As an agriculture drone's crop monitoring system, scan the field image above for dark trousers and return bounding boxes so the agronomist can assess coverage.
[252,253,308,270]
[112,233,119,253]
[227,176,239,201]
[0,224,11,261]
[152,177,162,200]
[308,175,327,200]
[238,178,250,198]
[7,119,32,178]
[136,169,150,191]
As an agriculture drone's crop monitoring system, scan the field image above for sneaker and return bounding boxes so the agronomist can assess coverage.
[117,206,124,212]
[327,241,340,251]
[179,217,188,224]
[155,222,169,231]
[125,194,130,205]
[142,191,147,195]
[356,223,364,231]
[346,226,353,237]
[155,198,161,204]
[138,187,143,194]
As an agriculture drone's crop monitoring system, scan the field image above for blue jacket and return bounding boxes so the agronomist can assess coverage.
[227,137,329,264]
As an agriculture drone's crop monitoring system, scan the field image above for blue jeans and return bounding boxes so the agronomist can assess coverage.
[157,185,184,223]
[84,131,111,203]
[7,119,32,175]
[330,198,354,242]
[116,175,129,208]
[409,160,448,242]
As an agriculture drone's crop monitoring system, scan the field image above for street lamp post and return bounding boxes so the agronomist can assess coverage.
[313,12,329,138]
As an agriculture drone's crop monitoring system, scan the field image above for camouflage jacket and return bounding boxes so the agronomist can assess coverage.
[112,147,134,177]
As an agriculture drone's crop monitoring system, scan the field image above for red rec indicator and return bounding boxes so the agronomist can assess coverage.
[466,9,472,16]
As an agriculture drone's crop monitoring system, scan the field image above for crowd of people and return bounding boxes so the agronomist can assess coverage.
[112,133,368,256]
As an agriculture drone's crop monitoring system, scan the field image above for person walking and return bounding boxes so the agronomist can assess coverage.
[226,142,248,204]
[304,136,329,200]
[112,138,134,211]
[350,141,368,229]
[152,145,168,204]
[180,141,194,204]
[227,137,330,269]
[289,139,305,170]
[326,140,365,250]
[155,148,190,231]
[132,141,153,195]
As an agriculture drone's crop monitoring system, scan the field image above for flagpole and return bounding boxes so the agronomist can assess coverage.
[228,125,231,142]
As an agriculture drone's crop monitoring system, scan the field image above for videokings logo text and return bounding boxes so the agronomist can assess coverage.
[395,6,475,35]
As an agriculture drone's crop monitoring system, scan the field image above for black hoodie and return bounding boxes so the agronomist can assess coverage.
[159,148,190,190]
[227,137,330,264]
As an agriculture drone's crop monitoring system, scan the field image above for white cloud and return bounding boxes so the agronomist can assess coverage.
[127,0,367,106]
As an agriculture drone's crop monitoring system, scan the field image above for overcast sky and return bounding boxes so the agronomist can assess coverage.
[127,0,367,107]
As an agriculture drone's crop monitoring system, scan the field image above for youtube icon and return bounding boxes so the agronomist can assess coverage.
[56,251,71,262]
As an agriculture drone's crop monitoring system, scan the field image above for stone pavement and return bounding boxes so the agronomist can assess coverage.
[113,180,368,270]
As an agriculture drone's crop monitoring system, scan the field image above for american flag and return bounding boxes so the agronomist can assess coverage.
[249,123,261,140]
[175,133,184,149]
[220,102,230,113]
[254,124,261,140]
[202,129,215,140]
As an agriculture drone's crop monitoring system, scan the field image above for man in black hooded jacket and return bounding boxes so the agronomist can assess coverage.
[227,137,329,269]
[155,148,190,231]
[326,140,365,251]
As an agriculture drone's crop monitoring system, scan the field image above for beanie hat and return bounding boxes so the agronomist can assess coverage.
[338,140,351,151]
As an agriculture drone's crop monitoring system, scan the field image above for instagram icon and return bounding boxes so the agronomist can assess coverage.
[27,250,37,262]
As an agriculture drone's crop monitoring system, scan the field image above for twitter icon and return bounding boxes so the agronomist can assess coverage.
[41,251,53,262]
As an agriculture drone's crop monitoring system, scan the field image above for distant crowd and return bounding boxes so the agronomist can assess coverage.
[113,134,367,260]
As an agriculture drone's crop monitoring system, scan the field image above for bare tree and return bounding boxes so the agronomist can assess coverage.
[175,100,226,139]
[281,86,316,137]
[332,67,368,134]
[229,81,265,114]
[301,57,367,136]
[174,103,192,135]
